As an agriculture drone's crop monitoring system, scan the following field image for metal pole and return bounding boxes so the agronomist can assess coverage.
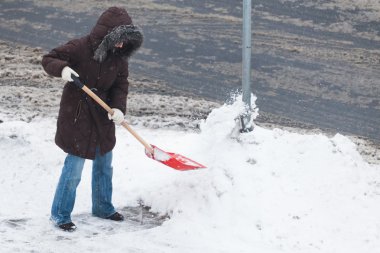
[241,0,253,132]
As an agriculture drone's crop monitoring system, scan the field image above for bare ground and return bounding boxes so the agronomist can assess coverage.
[0,40,220,130]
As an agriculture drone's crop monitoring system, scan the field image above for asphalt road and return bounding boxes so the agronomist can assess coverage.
[1,0,379,143]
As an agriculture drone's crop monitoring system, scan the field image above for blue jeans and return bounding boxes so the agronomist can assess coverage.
[51,149,116,225]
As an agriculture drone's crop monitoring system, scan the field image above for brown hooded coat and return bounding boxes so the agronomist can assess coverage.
[42,7,143,159]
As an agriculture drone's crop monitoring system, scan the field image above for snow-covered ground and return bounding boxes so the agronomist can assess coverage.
[1,94,380,253]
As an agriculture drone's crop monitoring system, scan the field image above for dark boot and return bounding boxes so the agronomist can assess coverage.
[106,212,124,221]
[58,222,77,232]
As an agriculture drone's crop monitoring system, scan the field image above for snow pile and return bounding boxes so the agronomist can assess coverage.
[0,96,379,253]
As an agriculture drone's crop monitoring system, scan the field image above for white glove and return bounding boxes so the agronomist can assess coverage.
[61,66,79,82]
[108,108,124,125]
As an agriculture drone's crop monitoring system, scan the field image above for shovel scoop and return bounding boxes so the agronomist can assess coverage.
[146,145,206,171]
[71,74,206,171]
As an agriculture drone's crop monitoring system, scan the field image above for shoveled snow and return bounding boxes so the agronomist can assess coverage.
[0,96,379,253]
[152,146,172,162]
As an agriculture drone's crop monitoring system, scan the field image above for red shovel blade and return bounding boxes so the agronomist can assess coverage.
[145,145,206,171]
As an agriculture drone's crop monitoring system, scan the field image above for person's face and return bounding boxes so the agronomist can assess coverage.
[114,42,123,48]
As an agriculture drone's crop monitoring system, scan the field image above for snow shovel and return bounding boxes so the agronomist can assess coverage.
[71,74,206,171]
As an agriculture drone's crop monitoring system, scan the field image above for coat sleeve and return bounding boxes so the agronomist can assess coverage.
[41,40,81,77]
[108,61,129,114]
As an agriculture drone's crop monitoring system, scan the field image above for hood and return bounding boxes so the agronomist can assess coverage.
[90,7,143,62]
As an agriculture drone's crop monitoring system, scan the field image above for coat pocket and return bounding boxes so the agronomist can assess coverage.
[74,100,82,124]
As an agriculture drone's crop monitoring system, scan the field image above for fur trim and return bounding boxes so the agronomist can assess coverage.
[94,25,143,62]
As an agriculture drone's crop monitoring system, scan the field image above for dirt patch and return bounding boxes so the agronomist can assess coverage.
[0,40,220,129]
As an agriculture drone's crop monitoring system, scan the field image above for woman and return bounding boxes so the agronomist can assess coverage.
[42,6,143,232]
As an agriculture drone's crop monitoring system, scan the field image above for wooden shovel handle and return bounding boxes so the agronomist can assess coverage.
[71,75,154,154]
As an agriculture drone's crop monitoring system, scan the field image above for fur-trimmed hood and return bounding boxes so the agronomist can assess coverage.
[89,7,143,62]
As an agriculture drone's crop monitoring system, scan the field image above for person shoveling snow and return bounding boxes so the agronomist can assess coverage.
[41,6,143,232]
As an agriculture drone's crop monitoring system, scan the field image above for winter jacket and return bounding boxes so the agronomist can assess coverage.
[41,7,143,159]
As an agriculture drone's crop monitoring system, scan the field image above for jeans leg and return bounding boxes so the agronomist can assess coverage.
[51,154,85,225]
[92,149,116,218]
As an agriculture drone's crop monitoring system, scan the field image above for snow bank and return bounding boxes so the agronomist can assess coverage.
[0,96,379,253]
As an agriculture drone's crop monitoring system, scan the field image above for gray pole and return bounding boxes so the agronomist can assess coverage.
[241,0,253,132]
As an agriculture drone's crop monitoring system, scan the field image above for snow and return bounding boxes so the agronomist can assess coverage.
[0,95,379,253]
[152,146,171,162]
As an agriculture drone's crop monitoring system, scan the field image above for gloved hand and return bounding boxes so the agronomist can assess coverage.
[108,108,124,125]
[61,66,79,82]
